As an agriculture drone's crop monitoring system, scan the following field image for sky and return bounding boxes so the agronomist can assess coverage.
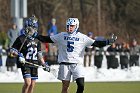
[0,56,140,83]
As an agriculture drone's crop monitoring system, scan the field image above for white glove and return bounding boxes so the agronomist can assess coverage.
[19,53,25,64]
[19,57,25,64]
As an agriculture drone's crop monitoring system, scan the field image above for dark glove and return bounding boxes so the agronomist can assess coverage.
[108,34,117,45]
[42,62,50,72]
[9,48,19,57]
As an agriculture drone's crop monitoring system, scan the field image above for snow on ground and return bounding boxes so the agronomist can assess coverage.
[0,65,140,83]
[0,56,140,83]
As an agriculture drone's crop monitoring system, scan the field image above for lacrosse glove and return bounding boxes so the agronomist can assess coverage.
[108,34,117,45]
[19,53,25,64]
[42,62,50,72]
[9,48,19,57]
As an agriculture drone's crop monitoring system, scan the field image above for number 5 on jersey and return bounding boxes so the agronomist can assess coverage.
[67,41,74,52]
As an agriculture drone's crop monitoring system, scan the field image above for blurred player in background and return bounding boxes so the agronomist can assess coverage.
[33,18,117,93]
[129,39,140,67]
[84,32,94,67]
[94,36,105,69]
[6,23,18,72]
[0,45,3,71]
[106,43,119,69]
[47,18,58,62]
[119,42,130,69]
[10,15,50,93]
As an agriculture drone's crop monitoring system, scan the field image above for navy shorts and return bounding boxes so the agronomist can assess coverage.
[21,66,38,80]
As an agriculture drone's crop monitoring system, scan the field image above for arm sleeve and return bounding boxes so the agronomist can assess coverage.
[92,40,109,48]
[12,37,22,50]
[37,35,54,43]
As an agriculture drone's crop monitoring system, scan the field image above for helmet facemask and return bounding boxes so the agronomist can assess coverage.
[66,18,79,34]
[25,26,37,37]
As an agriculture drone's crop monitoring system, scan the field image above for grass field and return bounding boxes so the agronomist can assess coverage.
[0,82,140,93]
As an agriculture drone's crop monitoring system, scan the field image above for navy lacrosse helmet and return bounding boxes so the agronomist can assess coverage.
[24,15,38,39]
[24,15,38,29]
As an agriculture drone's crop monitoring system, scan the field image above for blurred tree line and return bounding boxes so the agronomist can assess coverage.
[0,0,140,47]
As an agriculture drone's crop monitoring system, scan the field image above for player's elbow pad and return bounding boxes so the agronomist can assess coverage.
[38,51,43,59]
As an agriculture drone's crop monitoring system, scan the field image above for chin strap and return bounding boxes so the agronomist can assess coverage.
[69,29,79,35]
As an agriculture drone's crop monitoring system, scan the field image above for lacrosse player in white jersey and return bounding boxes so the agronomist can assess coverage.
[34,18,117,93]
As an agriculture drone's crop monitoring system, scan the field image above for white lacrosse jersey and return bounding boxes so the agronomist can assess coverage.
[50,32,95,64]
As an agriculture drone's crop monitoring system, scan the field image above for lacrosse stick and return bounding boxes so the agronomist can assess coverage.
[25,61,58,77]
[25,61,45,68]
[19,36,28,52]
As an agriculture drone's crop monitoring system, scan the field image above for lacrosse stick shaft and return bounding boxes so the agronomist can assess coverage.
[19,36,28,52]
[25,61,45,68]
[25,61,58,77]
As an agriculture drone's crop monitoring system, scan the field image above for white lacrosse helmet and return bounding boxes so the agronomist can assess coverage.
[66,18,79,34]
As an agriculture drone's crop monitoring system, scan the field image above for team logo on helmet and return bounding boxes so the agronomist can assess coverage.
[24,15,38,29]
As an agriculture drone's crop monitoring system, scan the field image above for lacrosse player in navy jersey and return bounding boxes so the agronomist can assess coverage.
[10,16,50,93]
[34,18,117,93]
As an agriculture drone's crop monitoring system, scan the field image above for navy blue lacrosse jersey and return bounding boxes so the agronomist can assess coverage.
[12,35,41,67]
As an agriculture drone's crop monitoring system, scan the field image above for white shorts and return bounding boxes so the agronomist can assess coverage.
[57,63,85,81]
